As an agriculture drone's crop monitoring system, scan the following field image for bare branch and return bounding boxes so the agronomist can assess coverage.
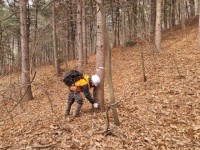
[0,72,37,121]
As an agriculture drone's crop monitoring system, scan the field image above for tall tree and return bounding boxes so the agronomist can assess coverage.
[188,0,195,17]
[151,0,156,34]
[101,1,120,125]
[77,0,83,72]
[82,0,88,65]
[121,0,126,46]
[32,0,39,69]
[64,3,69,69]
[180,0,186,29]
[170,0,176,29]
[155,0,162,51]
[94,0,105,111]
[52,0,60,75]
[68,1,76,59]
[20,0,33,100]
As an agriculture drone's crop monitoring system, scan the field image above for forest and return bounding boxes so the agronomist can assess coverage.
[0,0,200,149]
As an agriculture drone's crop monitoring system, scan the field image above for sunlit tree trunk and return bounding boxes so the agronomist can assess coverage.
[20,0,33,100]
[155,0,162,51]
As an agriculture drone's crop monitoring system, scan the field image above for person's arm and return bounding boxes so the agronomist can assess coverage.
[81,84,94,104]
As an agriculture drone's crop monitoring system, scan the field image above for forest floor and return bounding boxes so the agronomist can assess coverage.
[0,20,200,149]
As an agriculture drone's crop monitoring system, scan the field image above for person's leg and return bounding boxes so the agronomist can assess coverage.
[73,92,83,117]
[65,91,75,116]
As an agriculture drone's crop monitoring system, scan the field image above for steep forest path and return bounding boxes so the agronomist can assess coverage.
[0,21,200,149]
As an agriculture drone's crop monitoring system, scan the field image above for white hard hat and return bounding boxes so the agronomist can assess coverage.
[91,75,100,86]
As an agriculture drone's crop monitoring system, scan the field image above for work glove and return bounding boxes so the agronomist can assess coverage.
[93,103,99,108]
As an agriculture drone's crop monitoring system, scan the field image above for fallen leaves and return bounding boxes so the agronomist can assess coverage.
[0,23,200,149]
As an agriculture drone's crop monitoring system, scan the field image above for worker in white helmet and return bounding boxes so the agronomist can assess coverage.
[65,74,100,117]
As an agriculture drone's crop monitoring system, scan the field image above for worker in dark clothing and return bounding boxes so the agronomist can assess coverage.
[65,74,100,117]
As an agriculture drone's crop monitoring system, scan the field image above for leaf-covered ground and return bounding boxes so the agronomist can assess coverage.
[0,22,200,149]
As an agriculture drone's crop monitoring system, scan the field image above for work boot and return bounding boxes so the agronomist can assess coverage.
[65,103,72,117]
[73,103,82,117]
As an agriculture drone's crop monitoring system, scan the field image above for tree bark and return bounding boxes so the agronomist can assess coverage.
[198,0,200,49]
[133,1,137,37]
[121,1,126,47]
[82,0,88,66]
[101,3,120,125]
[76,0,83,72]
[52,0,60,75]
[94,0,105,111]
[170,0,176,29]
[20,0,33,100]
[180,0,186,29]
[155,0,162,51]
[32,0,38,69]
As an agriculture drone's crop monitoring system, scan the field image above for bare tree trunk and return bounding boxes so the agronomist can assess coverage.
[101,3,120,125]
[32,0,38,70]
[163,0,168,29]
[151,0,156,35]
[89,0,95,54]
[198,0,200,49]
[127,10,132,40]
[69,1,76,60]
[77,0,83,72]
[52,0,60,75]
[189,0,195,16]
[111,0,117,48]
[64,7,69,69]
[155,0,162,51]
[121,1,126,47]
[94,0,105,111]
[194,0,198,15]
[180,0,186,29]
[82,0,88,66]
[116,3,120,46]
[0,23,2,75]
[170,0,176,29]
[133,1,137,37]
[20,0,33,100]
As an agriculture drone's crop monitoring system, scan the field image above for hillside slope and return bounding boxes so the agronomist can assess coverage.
[0,22,200,149]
